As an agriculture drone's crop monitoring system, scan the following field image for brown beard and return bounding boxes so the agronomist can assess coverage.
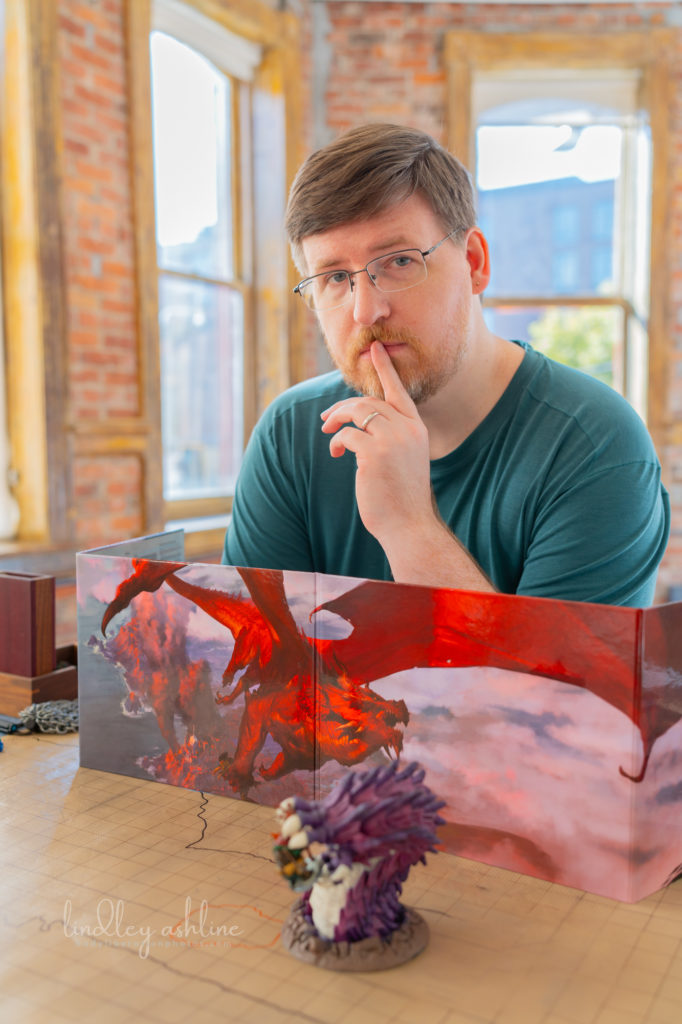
[326,324,460,404]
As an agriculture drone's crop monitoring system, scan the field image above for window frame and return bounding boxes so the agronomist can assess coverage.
[150,31,252,521]
[445,29,674,448]
[127,0,303,557]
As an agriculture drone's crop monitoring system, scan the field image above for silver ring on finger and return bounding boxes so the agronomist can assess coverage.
[360,410,380,431]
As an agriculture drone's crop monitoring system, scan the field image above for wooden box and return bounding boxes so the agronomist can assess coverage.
[0,572,56,676]
[0,644,78,717]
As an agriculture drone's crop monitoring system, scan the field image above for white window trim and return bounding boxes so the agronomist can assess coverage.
[152,0,262,81]
[473,68,651,418]
[150,1,256,514]
[473,69,642,125]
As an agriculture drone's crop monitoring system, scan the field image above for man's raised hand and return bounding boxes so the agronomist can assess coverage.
[320,341,433,545]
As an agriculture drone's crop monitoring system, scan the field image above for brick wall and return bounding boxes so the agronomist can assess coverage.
[58,0,141,547]
[52,0,139,640]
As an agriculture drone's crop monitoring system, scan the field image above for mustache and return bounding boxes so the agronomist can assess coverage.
[350,325,421,359]
[357,325,417,347]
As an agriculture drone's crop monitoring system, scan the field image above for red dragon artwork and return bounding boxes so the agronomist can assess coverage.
[100,557,682,803]
[101,560,410,796]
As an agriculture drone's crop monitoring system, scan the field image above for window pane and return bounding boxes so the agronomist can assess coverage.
[151,32,233,281]
[552,250,580,294]
[477,123,621,299]
[159,275,243,501]
[483,304,623,387]
[591,247,613,292]
[552,204,580,245]
[593,198,614,241]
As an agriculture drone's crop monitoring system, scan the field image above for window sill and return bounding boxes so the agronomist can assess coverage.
[0,516,229,576]
[0,542,80,578]
[165,515,229,564]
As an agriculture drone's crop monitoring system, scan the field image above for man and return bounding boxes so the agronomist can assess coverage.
[223,123,669,606]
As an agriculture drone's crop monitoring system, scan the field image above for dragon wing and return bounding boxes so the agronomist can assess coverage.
[101,561,310,665]
[101,559,274,648]
[101,558,188,634]
[236,568,307,651]
[314,582,635,697]
[634,601,682,781]
[170,566,312,668]
[312,581,661,771]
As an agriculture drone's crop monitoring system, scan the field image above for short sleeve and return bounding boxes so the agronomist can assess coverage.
[516,460,670,606]
[222,415,314,572]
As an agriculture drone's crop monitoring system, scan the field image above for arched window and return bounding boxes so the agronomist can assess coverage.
[130,0,299,555]
[150,28,253,508]
[474,72,650,415]
[446,30,674,448]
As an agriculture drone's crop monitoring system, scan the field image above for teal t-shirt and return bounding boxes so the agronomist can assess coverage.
[223,342,670,606]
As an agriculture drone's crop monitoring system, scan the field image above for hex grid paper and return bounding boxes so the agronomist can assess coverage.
[1,732,682,1024]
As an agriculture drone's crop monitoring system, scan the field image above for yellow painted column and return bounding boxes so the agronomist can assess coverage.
[1,0,49,540]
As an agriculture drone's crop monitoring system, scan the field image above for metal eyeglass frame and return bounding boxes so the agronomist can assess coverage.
[293,228,460,312]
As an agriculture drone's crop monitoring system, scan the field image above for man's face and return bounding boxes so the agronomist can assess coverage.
[300,194,476,404]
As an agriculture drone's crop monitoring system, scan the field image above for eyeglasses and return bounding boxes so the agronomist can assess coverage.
[293,229,460,312]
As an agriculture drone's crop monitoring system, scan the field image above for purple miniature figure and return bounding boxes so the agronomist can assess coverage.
[273,760,445,970]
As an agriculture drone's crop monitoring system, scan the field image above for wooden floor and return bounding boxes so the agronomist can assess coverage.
[1,732,681,1024]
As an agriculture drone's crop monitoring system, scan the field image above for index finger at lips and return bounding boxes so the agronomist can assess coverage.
[371,341,418,416]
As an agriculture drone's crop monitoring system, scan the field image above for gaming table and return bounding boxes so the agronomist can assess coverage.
[1,731,681,1024]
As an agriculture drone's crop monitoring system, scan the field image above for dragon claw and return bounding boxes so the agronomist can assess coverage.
[212,751,233,778]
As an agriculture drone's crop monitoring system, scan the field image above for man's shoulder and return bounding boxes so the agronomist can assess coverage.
[520,346,655,459]
[265,371,354,419]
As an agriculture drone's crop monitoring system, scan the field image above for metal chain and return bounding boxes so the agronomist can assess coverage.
[19,699,79,734]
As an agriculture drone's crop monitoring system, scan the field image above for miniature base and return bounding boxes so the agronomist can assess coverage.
[281,900,429,972]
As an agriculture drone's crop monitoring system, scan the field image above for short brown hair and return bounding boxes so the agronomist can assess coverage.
[285,123,476,271]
